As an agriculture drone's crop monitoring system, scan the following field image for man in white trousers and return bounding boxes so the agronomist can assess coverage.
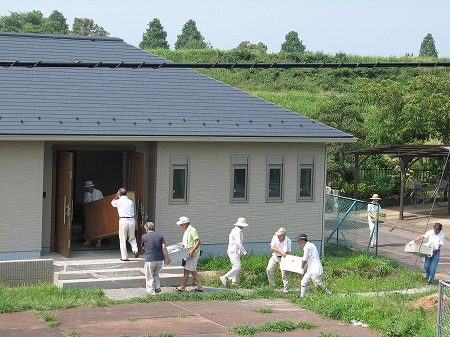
[296,233,332,297]
[266,227,292,294]
[220,217,249,286]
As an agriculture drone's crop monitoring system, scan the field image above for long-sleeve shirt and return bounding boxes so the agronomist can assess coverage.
[227,226,247,255]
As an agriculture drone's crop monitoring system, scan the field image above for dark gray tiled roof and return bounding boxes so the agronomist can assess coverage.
[0,32,354,139]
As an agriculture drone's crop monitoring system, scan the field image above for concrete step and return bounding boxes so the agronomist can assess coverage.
[53,258,191,290]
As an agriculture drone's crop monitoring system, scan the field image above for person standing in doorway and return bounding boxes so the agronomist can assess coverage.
[368,193,382,248]
[111,187,139,261]
[83,180,103,248]
[409,223,445,284]
[220,217,249,286]
[141,222,171,295]
[173,216,204,292]
[266,227,292,294]
[296,233,332,297]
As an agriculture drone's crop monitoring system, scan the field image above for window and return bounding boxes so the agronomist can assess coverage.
[266,156,283,202]
[170,156,189,203]
[231,156,249,202]
[298,156,314,201]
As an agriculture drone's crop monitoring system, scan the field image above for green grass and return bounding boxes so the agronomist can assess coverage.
[0,252,437,337]
[229,319,316,336]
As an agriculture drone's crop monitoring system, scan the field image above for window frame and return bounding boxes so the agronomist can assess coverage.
[266,156,284,202]
[231,155,249,203]
[169,156,189,204]
[297,156,314,201]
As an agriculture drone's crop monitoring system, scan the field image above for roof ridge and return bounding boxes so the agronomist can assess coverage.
[0,32,122,42]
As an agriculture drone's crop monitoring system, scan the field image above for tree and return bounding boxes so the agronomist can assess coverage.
[71,18,109,37]
[281,31,306,53]
[419,33,438,58]
[175,19,209,49]
[236,41,267,53]
[45,10,69,35]
[139,18,169,49]
[0,10,46,33]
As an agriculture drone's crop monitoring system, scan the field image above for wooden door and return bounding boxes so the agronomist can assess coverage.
[127,152,146,252]
[55,151,73,257]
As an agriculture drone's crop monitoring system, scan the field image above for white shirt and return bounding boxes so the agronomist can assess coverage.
[424,229,445,251]
[270,235,292,257]
[227,226,247,255]
[84,188,103,203]
[302,241,323,276]
[111,195,134,218]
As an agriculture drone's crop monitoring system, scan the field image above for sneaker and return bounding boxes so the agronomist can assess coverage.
[283,291,290,295]
[155,288,161,293]
[96,240,102,248]
[220,276,227,286]
[82,240,91,246]
[134,251,140,258]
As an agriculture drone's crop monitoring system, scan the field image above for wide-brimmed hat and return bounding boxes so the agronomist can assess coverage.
[84,180,95,188]
[370,194,381,200]
[275,227,286,236]
[234,217,249,227]
[176,216,190,226]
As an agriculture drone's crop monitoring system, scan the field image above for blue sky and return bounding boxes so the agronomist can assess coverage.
[2,0,450,57]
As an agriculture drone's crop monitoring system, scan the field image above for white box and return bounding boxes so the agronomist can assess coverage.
[404,243,433,257]
[167,245,191,261]
[280,255,304,274]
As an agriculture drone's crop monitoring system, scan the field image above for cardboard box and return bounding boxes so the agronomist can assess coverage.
[167,245,191,261]
[280,255,304,274]
[404,243,433,257]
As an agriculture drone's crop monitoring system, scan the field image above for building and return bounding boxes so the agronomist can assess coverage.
[0,32,356,260]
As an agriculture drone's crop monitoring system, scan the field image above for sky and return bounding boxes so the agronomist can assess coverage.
[2,0,450,57]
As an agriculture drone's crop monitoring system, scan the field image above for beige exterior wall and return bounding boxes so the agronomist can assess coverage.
[0,141,44,256]
[41,143,54,250]
[154,142,326,247]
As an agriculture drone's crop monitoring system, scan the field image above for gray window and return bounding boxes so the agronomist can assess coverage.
[298,156,314,201]
[170,156,189,203]
[231,156,249,202]
[266,156,283,202]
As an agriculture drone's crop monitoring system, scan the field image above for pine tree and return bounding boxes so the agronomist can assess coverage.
[281,31,306,53]
[175,19,209,50]
[419,33,438,58]
[139,18,169,49]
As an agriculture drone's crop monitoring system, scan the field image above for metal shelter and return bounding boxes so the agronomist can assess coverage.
[346,144,450,219]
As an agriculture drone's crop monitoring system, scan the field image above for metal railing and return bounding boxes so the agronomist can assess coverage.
[437,280,450,336]
[324,193,380,254]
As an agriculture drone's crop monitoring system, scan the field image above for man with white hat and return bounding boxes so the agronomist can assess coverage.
[266,227,292,294]
[368,193,382,248]
[220,217,249,286]
[173,216,204,292]
[83,180,103,248]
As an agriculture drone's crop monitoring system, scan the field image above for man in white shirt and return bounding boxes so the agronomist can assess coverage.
[296,233,333,297]
[83,180,103,248]
[111,187,139,261]
[220,217,249,286]
[409,222,445,284]
[266,227,292,294]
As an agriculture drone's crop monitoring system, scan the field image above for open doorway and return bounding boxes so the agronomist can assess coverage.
[53,146,147,257]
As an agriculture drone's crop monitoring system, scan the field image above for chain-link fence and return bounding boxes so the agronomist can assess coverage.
[437,280,450,336]
[324,193,381,254]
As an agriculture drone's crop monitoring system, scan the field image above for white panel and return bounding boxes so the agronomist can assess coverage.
[154,141,326,249]
[0,141,44,253]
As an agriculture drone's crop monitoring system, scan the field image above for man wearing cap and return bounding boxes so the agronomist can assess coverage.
[266,227,292,294]
[296,233,333,297]
[83,180,103,248]
[141,222,171,295]
[409,223,445,284]
[368,193,382,248]
[173,216,204,292]
[220,217,249,286]
[111,188,139,261]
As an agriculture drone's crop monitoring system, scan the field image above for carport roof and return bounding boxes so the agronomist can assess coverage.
[346,144,450,158]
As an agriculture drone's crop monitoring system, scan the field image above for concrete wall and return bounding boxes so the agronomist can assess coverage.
[0,141,44,260]
[154,141,326,254]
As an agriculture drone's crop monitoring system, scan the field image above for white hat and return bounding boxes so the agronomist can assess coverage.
[176,216,190,225]
[234,217,249,227]
[370,194,381,200]
[275,227,286,236]
[84,180,95,188]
